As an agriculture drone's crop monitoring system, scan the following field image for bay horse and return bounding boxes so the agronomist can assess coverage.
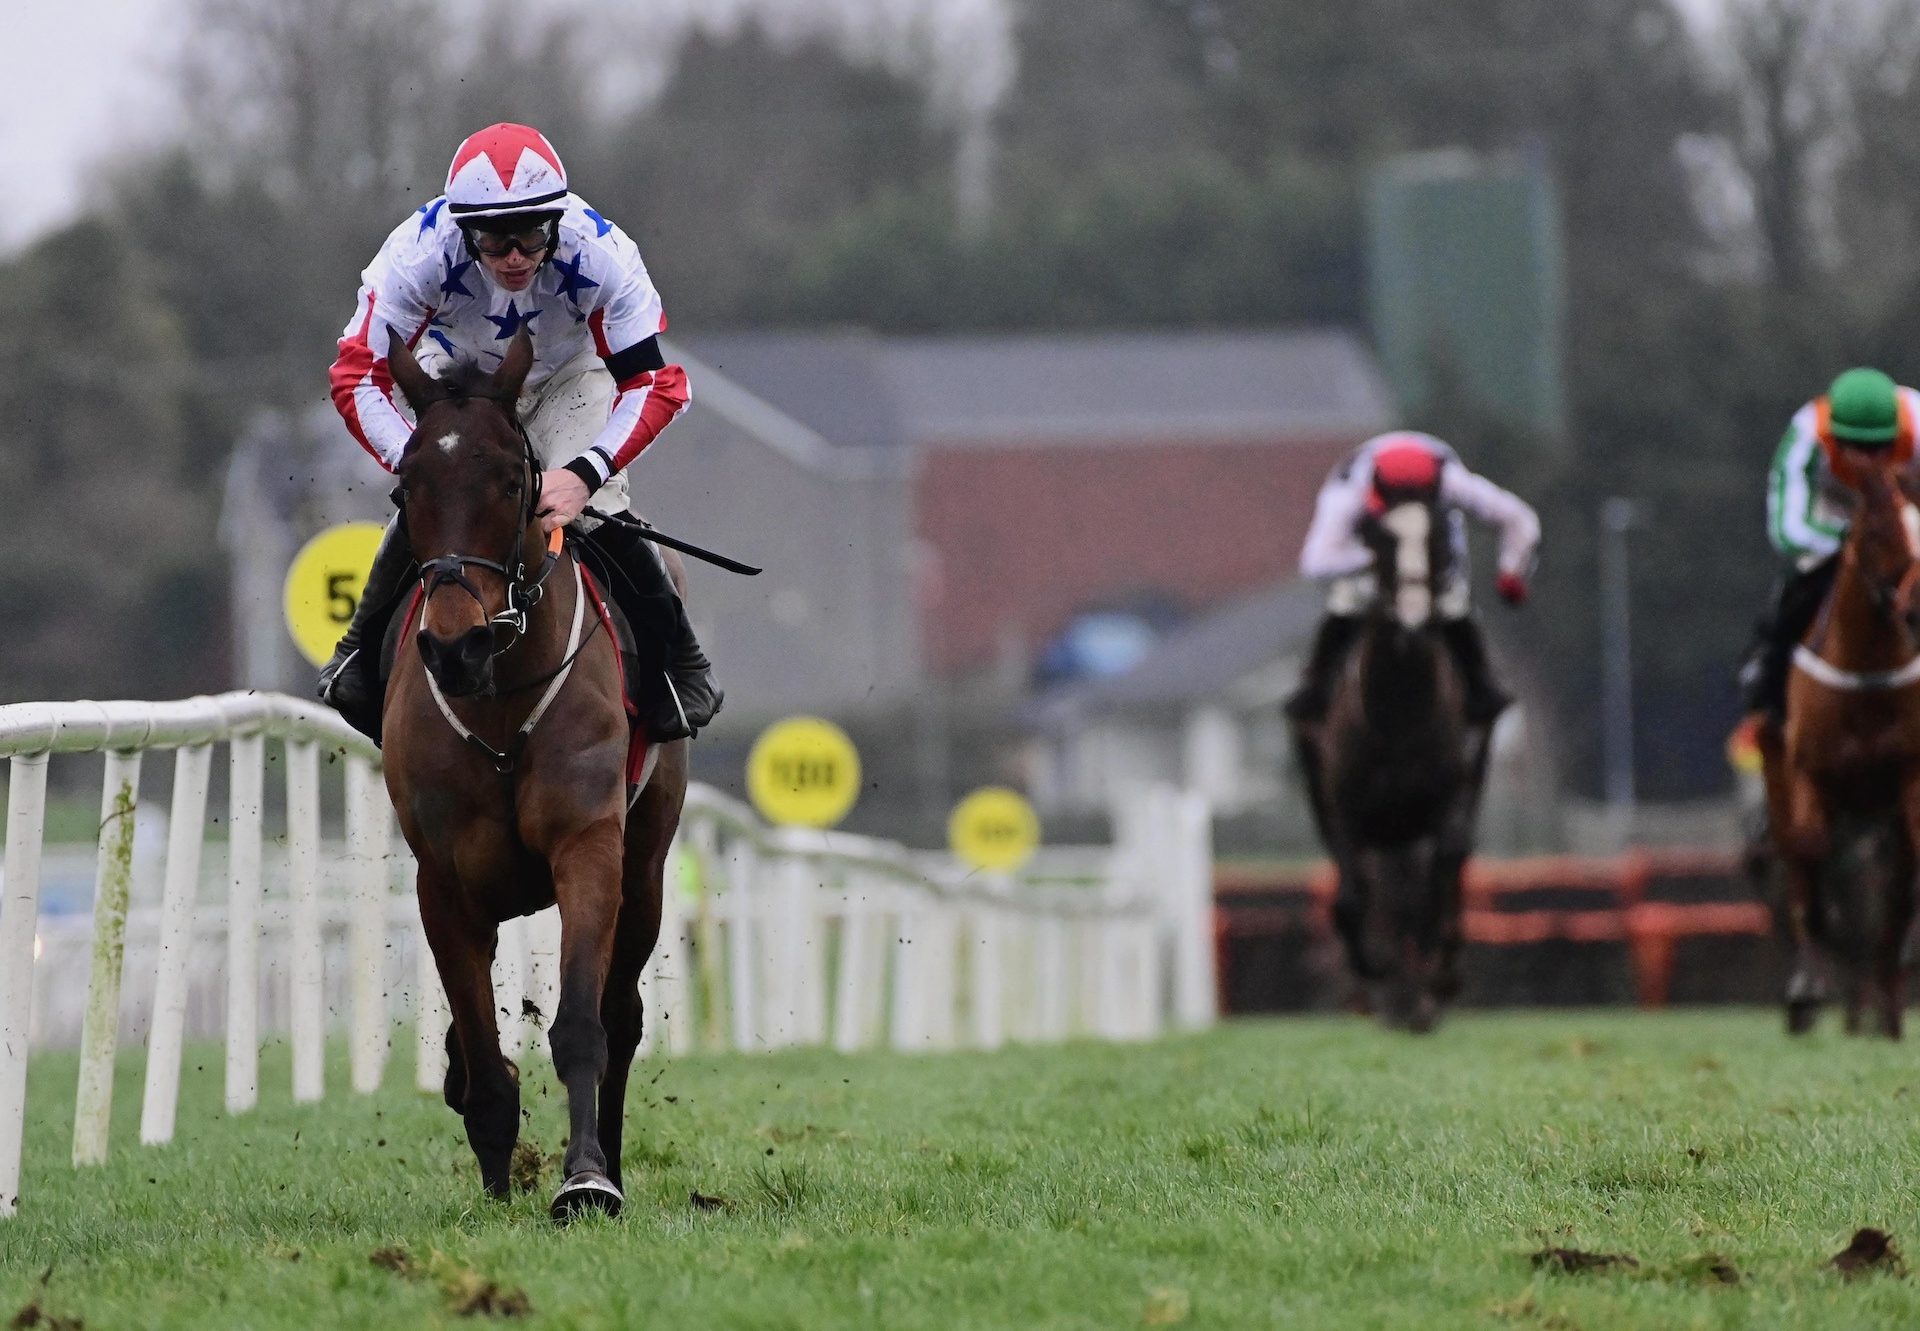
[380,327,689,1219]
[1299,488,1488,1031]
[1762,458,1920,1037]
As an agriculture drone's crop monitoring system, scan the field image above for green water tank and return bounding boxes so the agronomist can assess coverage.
[1366,149,1568,444]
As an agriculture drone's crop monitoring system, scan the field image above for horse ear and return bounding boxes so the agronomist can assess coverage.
[493,328,534,402]
[385,327,441,413]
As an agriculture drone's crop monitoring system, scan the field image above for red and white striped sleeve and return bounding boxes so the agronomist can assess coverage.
[567,223,687,487]
[328,222,436,471]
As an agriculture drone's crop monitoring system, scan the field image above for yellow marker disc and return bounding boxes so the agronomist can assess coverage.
[746,717,862,828]
[948,786,1041,873]
[283,523,387,667]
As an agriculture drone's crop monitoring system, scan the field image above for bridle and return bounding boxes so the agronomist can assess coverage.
[395,413,562,660]
[394,397,602,772]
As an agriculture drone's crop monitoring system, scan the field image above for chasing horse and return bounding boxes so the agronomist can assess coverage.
[1287,433,1539,1030]
[1746,368,1920,1037]
[319,124,724,1218]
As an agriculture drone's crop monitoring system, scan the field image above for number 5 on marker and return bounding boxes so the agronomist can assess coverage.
[284,523,385,667]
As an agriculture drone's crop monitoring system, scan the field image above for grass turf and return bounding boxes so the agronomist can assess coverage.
[3,1011,1920,1328]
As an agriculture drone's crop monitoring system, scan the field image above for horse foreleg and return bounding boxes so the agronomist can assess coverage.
[598,759,677,1191]
[1885,772,1920,1039]
[419,885,519,1200]
[596,898,662,1194]
[547,818,627,1220]
[1778,770,1831,1034]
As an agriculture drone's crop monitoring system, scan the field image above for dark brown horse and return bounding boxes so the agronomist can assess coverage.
[380,327,688,1219]
[1301,492,1486,1031]
[1763,460,1920,1037]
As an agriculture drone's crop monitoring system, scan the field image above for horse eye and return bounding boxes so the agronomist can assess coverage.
[506,480,523,497]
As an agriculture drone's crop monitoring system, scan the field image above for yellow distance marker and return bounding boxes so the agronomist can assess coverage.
[283,522,387,668]
[948,786,1041,873]
[746,717,862,828]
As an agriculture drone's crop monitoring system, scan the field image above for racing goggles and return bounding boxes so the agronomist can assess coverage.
[467,224,554,259]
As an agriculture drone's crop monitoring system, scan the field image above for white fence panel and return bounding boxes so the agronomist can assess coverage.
[0,693,1215,1221]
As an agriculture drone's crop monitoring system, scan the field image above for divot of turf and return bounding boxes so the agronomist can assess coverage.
[1829,1227,1903,1278]
[507,1140,553,1195]
[1530,1247,1638,1274]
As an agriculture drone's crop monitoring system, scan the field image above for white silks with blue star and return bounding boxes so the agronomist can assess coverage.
[330,194,668,472]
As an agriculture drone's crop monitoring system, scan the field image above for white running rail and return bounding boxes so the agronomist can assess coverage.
[0,692,1216,1220]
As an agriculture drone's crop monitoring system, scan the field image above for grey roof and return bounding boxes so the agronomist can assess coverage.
[1026,579,1326,727]
[680,330,906,450]
[680,327,1395,449]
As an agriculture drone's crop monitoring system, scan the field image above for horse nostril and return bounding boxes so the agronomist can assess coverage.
[456,626,494,673]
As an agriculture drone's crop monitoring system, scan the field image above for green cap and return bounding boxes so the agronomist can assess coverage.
[1827,367,1903,447]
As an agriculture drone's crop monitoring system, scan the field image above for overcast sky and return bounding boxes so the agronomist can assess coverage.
[4,0,178,250]
[5,0,1721,256]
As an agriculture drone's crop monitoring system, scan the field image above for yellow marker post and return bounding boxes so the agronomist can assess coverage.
[746,717,862,829]
[948,786,1041,873]
[283,523,386,667]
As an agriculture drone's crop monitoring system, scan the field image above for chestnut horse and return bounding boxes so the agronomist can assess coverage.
[1300,490,1486,1031]
[1763,460,1920,1037]
[381,327,688,1219]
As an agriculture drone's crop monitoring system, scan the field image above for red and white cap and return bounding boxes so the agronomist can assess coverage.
[1366,434,1445,513]
[444,123,569,219]
[1371,437,1444,493]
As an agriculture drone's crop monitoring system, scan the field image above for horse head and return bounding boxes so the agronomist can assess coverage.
[1847,460,1920,644]
[389,327,540,698]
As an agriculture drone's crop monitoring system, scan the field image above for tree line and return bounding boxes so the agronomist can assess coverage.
[4,0,1917,797]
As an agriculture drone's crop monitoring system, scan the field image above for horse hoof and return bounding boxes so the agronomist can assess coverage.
[1785,1000,1820,1036]
[550,1172,624,1224]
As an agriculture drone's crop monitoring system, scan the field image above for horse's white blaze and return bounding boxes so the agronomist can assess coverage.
[436,430,462,456]
[1900,499,1920,557]
[1380,503,1433,627]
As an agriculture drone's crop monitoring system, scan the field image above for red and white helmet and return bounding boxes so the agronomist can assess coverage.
[444,123,569,221]
[1367,433,1446,512]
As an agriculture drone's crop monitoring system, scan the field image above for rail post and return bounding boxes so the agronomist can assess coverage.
[72,750,142,1165]
[139,743,212,1146]
[225,733,265,1113]
[0,751,51,1217]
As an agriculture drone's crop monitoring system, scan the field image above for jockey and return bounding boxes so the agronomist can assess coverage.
[319,122,721,743]
[1741,366,1920,725]
[1286,431,1540,726]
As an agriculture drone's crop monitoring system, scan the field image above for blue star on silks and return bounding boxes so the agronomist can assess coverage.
[551,251,599,306]
[417,198,446,233]
[583,207,613,238]
[485,300,540,341]
[426,316,458,358]
[440,258,475,298]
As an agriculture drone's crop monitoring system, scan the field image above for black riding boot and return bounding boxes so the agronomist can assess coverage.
[581,515,723,742]
[1285,614,1363,723]
[1738,557,1839,724]
[317,516,415,743]
[1439,616,1511,726]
